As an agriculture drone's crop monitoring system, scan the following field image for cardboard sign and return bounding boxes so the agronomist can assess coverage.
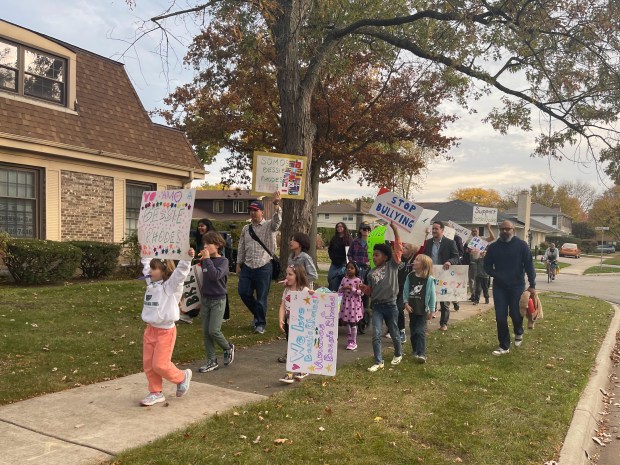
[286,290,339,377]
[447,220,472,243]
[432,265,468,302]
[472,206,498,224]
[180,265,202,315]
[370,190,424,235]
[467,236,489,253]
[138,189,195,260]
[252,151,307,199]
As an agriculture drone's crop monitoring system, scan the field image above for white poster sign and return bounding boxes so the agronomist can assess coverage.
[180,265,202,315]
[286,290,339,377]
[467,236,489,253]
[472,206,498,224]
[370,189,424,236]
[447,220,472,243]
[432,265,468,302]
[138,189,195,260]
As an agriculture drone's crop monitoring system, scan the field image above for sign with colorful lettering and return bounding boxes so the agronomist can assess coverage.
[472,206,498,224]
[180,265,202,315]
[467,236,489,253]
[252,151,307,199]
[286,290,338,377]
[138,189,195,260]
[432,265,468,302]
[447,220,472,243]
[370,189,424,236]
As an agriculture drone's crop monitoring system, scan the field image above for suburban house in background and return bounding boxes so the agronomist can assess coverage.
[0,20,205,243]
[192,189,275,222]
[317,199,380,230]
[503,202,572,236]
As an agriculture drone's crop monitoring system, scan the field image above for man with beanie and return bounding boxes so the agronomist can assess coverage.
[422,221,460,331]
[483,220,536,356]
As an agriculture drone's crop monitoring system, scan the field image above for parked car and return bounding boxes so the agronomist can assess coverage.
[559,243,581,258]
[595,244,616,254]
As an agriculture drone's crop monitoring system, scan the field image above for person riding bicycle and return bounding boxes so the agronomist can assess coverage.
[543,243,559,280]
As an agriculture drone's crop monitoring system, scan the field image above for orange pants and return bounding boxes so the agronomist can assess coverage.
[142,325,185,393]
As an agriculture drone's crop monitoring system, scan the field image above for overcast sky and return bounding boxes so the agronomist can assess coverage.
[2,1,613,202]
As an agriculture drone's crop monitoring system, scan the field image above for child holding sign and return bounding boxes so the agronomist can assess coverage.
[139,250,194,406]
[198,232,234,373]
[278,264,310,384]
[403,254,436,363]
[360,222,403,372]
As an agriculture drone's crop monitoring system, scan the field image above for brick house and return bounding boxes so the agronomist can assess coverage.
[0,20,205,242]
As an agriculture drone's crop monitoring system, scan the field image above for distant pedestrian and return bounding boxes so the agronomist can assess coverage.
[463,223,495,300]
[236,191,282,334]
[198,232,235,373]
[287,232,318,288]
[483,220,536,356]
[403,254,436,363]
[278,264,310,384]
[139,250,194,406]
[327,222,352,291]
[472,251,490,305]
[338,262,364,351]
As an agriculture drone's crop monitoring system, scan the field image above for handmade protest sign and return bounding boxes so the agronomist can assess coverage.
[447,220,472,243]
[367,225,386,269]
[472,206,498,224]
[180,265,202,315]
[467,236,489,253]
[443,226,456,240]
[138,189,195,260]
[432,265,468,302]
[370,189,423,236]
[286,290,339,377]
[252,151,307,199]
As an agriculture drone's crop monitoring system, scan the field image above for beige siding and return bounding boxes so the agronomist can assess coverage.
[45,169,61,240]
[114,178,125,242]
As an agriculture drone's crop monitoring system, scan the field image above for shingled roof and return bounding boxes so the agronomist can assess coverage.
[0,25,204,173]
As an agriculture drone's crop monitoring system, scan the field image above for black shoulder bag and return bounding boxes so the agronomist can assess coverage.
[248,225,282,281]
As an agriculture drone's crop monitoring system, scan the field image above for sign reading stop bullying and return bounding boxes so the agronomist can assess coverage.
[370,189,423,232]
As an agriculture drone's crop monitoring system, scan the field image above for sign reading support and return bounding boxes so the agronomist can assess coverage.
[472,206,498,224]
[432,265,468,302]
[252,151,307,199]
[138,189,195,260]
[286,290,338,376]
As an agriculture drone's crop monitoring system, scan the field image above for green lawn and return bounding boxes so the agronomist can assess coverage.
[105,293,612,465]
[602,257,620,266]
[584,265,620,275]
[534,261,570,271]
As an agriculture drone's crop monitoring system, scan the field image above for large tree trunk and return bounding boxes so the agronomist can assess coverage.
[271,0,317,266]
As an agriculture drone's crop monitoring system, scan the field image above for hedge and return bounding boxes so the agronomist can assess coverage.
[4,239,82,285]
[68,241,122,279]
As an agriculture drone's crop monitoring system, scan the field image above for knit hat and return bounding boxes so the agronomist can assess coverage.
[374,243,392,261]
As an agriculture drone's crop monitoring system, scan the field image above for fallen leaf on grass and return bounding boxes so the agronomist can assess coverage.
[592,436,604,446]
[233,411,240,416]
[325,406,333,415]
[183,433,191,439]
[318,426,325,432]
[374,416,383,422]
[253,436,261,444]
[239,435,247,440]
[234,451,242,457]
[274,438,290,444]
[355,432,363,441]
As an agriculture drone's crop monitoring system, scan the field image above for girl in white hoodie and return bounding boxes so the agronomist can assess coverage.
[139,249,194,406]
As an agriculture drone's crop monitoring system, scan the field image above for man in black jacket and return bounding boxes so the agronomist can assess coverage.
[423,221,461,331]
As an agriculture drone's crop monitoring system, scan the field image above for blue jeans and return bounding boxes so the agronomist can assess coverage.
[409,313,427,357]
[371,301,402,364]
[327,263,345,291]
[492,283,525,350]
[238,263,272,328]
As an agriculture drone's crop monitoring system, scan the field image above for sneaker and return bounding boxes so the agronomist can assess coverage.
[515,335,523,347]
[492,347,510,356]
[178,313,193,324]
[400,330,406,344]
[255,325,265,334]
[473,301,479,305]
[485,298,490,304]
[527,320,535,330]
[198,359,219,373]
[440,325,448,331]
[453,303,460,311]
[346,342,357,350]
[384,331,391,339]
[140,391,165,406]
[416,355,427,364]
[294,372,309,380]
[279,372,295,384]
[224,343,235,366]
[176,369,192,397]
[391,355,403,366]
[277,354,287,363]
[367,362,384,372]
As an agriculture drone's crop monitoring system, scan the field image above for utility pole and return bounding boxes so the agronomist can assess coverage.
[595,226,610,266]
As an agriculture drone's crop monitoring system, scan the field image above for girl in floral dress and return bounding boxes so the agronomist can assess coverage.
[339,262,364,350]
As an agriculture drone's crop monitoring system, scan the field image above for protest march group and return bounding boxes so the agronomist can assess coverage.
[136,151,538,406]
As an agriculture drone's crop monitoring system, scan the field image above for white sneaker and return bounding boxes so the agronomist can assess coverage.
[391,355,403,366]
[492,348,510,356]
[515,335,523,347]
[367,362,384,372]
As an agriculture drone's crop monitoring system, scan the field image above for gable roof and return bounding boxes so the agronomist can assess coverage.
[504,202,570,217]
[317,202,372,214]
[0,21,204,173]
[196,190,259,200]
